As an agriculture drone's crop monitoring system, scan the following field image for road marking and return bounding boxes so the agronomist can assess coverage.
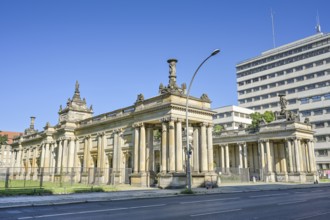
[311,190,323,192]
[190,208,242,217]
[294,211,330,220]
[294,191,305,194]
[180,197,239,204]
[17,204,166,219]
[250,193,288,198]
[277,200,306,205]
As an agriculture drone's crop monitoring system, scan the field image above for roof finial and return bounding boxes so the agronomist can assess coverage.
[167,59,178,88]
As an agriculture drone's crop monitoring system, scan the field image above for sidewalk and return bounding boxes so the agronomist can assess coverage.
[1,182,329,209]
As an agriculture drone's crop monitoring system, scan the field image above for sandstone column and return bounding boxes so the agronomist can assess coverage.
[225,144,230,173]
[57,140,63,173]
[286,139,293,172]
[40,143,45,168]
[139,124,146,173]
[221,145,225,170]
[133,125,139,173]
[238,143,243,169]
[113,132,119,172]
[200,123,208,172]
[168,120,175,173]
[176,119,183,172]
[294,138,301,172]
[308,140,316,172]
[243,143,248,168]
[97,135,102,169]
[161,122,167,173]
[193,126,199,172]
[265,140,273,173]
[207,124,214,172]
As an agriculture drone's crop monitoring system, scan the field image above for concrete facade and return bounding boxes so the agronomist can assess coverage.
[236,33,330,170]
[213,105,254,130]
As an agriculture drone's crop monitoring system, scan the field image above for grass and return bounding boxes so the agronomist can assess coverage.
[0,180,118,196]
[180,188,194,194]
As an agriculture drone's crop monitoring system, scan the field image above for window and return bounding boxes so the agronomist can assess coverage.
[301,98,309,104]
[295,66,303,71]
[277,71,284,76]
[318,82,326,88]
[262,104,269,109]
[315,60,324,66]
[270,103,278,107]
[305,63,313,69]
[270,92,277,98]
[278,81,285,86]
[254,87,260,92]
[301,111,311,117]
[245,80,251,84]
[219,113,224,118]
[254,106,261,110]
[307,84,315,90]
[318,149,328,156]
[306,74,315,79]
[286,68,293,74]
[287,89,295,94]
[247,98,252,103]
[287,78,294,84]
[324,94,330,100]
[238,91,245,95]
[315,122,325,128]
[246,89,252,93]
[314,109,323,115]
[234,112,239,117]
[297,86,305,92]
[288,99,296,105]
[253,78,259,82]
[254,96,260,101]
[296,76,304,82]
[238,82,244,86]
[325,108,330,114]
[269,83,276,88]
[269,73,276,78]
[262,94,268,99]
[312,96,322,102]
[261,85,268,90]
[317,71,325,77]
[261,75,267,80]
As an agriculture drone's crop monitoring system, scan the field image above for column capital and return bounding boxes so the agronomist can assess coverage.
[160,117,170,123]
[176,118,184,123]
[199,122,208,127]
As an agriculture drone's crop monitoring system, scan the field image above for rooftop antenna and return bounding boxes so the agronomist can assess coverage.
[316,10,322,33]
[271,8,276,48]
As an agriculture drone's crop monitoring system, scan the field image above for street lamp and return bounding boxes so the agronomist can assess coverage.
[185,49,220,191]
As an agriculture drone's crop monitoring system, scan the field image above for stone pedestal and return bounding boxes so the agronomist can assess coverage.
[157,173,186,189]
[265,172,275,182]
[288,172,307,183]
[275,172,288,182]
[130,172,149,187]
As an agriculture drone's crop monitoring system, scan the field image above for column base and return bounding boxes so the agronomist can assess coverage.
[157,172,186,189]
[130,172,149,187]
[265,172,275,182]
[288,172,307,183]
[275,172,288,182]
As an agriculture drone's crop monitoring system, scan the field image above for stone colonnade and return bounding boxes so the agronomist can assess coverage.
[213,138,317,182]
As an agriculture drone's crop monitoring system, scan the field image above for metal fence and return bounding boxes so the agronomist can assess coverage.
[214,167,250,183]
[0,167,132,189]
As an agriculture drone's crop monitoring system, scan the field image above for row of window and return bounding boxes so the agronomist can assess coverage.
[238,69,329,95]
[237,46,330,78]
[301,107,330,117]
[238,81,330,105]
[213,111,251,119]
[311,120,330,129]
[237,38,330,72]
[216,122,249,129]
[238,59,330,87]
[316,149,328,157]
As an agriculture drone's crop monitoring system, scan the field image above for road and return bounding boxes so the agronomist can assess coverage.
[1,187,330,220]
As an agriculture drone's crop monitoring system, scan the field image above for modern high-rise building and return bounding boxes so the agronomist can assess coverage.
[213,105,254,130]
[236,32,330,170]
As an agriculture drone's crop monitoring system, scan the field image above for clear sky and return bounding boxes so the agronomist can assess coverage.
[1,0,329,132]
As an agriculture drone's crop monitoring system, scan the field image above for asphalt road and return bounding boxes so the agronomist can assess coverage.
[1,187,330,220]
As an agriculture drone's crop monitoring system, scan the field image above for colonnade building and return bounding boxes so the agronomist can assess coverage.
[236,32,330,170]
[9,59,318,187]
[10,59,216,188]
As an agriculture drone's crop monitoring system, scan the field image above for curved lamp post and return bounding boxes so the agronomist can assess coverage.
[186,49,220,191]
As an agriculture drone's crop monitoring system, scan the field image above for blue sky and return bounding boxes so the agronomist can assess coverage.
[1,0,329,132]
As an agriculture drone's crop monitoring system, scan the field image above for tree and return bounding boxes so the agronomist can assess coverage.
[249,111,275,129]
[0,134,8,145]
[213,124,223,134]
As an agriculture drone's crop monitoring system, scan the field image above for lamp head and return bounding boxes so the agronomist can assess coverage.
[211,49,220,56]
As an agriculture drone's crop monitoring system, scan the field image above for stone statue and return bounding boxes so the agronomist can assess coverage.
[279,94,287,114]
[59,105,62,112]
[136,93,144,103]
[90,105,93,111]
[200,93,210,101]
[75,80,80,93]
[168,60,176,77]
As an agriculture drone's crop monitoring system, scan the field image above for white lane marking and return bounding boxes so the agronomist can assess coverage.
[250,193,288,198]
[294,191,305,194]
[17,204,166,219]
[191,208,242,217]
[311,190,323,192]
[294,211,330,220]
[180,197,240,204]
[277,200,306,205]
